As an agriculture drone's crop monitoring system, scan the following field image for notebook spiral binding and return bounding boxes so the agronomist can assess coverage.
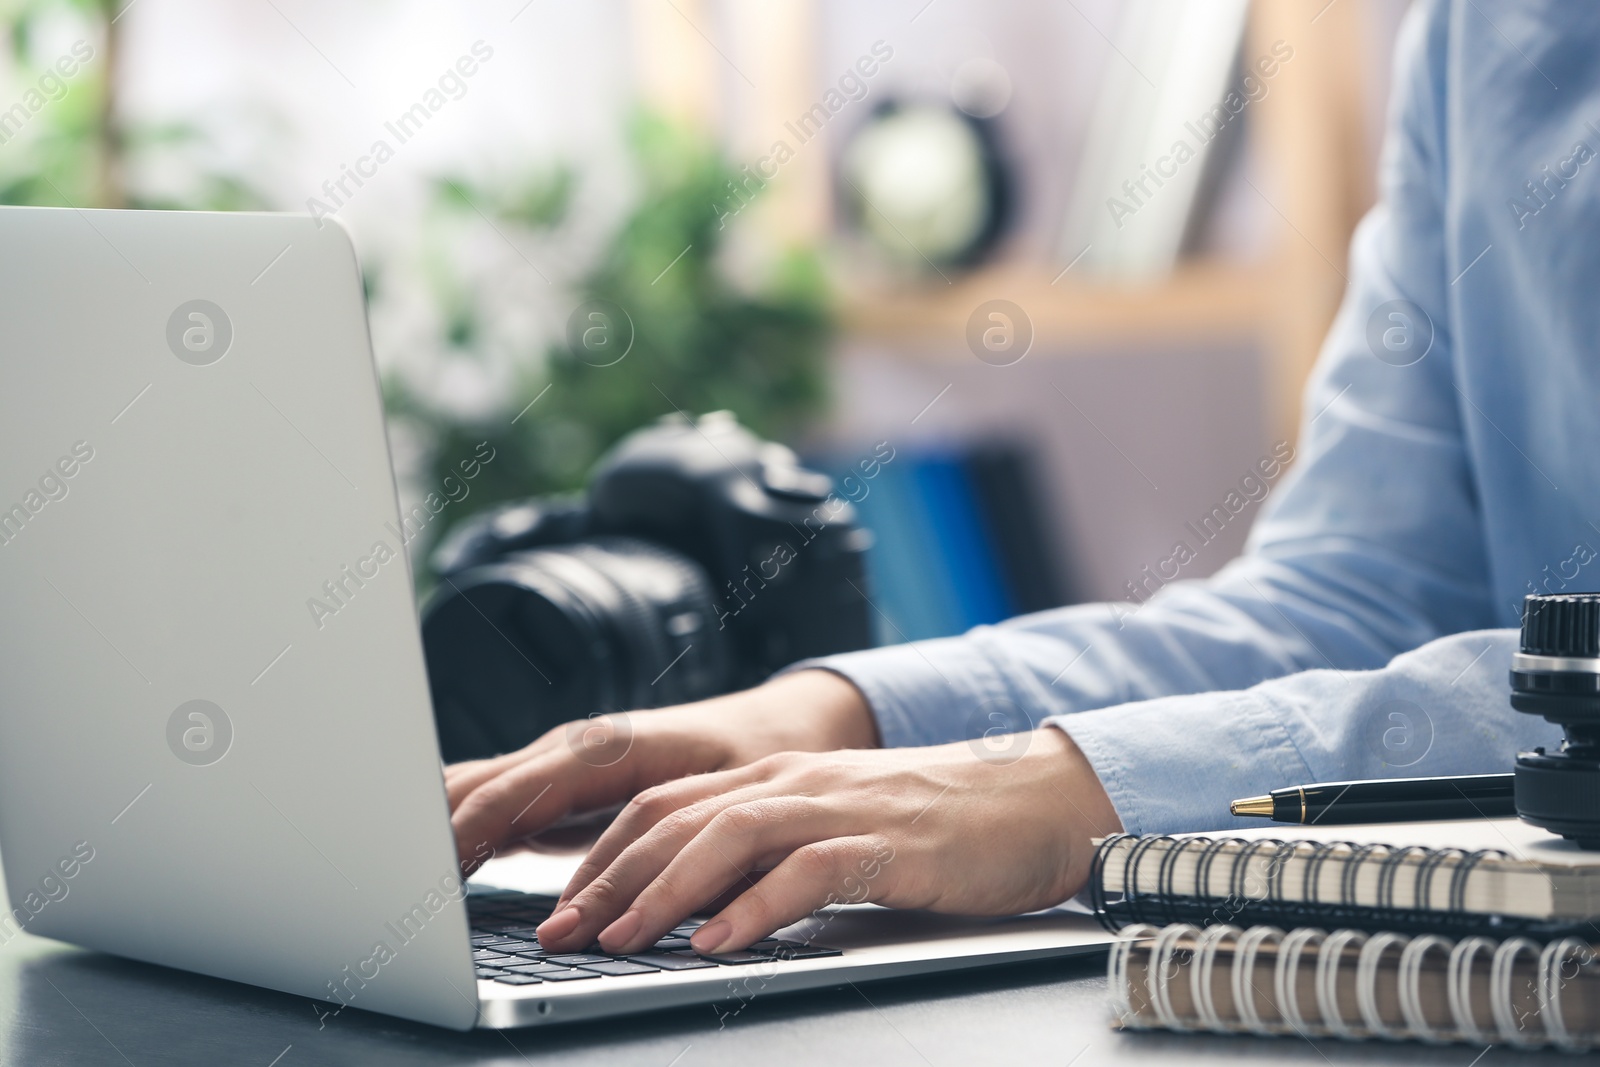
[1108,921,1600,1050]
[1086,833,1568,939]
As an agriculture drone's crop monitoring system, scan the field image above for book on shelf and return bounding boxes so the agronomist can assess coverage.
[818,442,1070,644]
[909,452,1015,630]
[962,444,1072,613]
[1057,0,1251,281]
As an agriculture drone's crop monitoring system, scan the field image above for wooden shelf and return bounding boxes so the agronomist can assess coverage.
[839,261,1271,348]
[689,0,1378,440]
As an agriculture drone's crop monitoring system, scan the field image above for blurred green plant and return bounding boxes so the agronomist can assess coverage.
[387,112,835,585]
[1,3,835,590]
[1,0,268,209]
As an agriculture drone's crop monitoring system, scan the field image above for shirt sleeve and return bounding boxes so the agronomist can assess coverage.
[1053,628,1558,834]
[786,1,1525,825]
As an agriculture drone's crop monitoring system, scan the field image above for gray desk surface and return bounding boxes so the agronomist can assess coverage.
[0,932,1530,1066]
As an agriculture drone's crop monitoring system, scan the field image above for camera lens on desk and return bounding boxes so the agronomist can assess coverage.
[422,536,727,764]
[1511,592,1600,848]
[419,413,874,763]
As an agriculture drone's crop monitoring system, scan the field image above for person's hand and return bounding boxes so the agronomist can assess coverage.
[533,726,1122,957]
[445,670,878,873]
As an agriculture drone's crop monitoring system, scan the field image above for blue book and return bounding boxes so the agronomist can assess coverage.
[865,457,966,641]
[816,453,959,643]
[909,453,1015,629]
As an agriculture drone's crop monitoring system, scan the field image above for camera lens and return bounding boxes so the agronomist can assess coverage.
[1511,593,1600,848]
[421,536,727,762]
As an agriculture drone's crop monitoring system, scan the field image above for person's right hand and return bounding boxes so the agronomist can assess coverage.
[444,669,879,874]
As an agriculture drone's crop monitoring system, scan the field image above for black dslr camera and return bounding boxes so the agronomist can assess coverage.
[420,412,874,763]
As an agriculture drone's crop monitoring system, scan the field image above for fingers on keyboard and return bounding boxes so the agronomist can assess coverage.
[472,892,837,985]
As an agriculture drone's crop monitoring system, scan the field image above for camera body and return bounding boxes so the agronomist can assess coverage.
[420,412,875,762]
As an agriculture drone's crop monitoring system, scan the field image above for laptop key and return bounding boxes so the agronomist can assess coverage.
[544,954,611,966]
[504,963,570,975]
[698,949,779,965]
[475,967,510,978]
[770,941,843,960]
[652,937,693,952]
[491,974,544,985]
[473,952,520,964]
[578,960,659,976]
[535,969,602,982]
[626,953,717,971]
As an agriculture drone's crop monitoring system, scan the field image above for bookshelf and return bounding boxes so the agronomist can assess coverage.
[827,0,1379,445]
[630,0,1385,444]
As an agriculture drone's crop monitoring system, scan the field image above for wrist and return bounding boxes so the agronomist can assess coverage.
[1031,725,1122,891]
[731,669,880,759]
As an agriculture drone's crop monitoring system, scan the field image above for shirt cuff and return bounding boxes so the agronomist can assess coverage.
[1046,690,1313,836]
[781,634,1027,749]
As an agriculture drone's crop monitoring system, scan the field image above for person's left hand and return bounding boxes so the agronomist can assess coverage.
[533,726,1122,956]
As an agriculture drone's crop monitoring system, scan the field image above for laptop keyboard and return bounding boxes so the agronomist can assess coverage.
[468,890,841,986]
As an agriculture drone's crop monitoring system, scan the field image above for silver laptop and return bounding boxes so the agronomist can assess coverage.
[0,205,1115,1029]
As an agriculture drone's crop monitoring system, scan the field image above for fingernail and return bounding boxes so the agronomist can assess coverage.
[537,905,581,945]
[691,919,732,954]
[598,908,643,952]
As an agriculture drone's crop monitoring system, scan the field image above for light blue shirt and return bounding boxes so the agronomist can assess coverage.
[799,0,1599,834]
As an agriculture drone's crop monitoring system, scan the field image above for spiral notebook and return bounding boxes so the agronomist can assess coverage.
[1109,922,1599,1050]
[1090,818,1600,938]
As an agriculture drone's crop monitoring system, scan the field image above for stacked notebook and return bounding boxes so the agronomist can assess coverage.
[1092,819,1600,1050]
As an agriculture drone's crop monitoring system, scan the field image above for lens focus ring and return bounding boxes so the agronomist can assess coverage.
[1521,593,1600,657]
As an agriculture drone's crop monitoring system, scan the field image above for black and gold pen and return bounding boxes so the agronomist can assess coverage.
[1229,772,1517,825]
